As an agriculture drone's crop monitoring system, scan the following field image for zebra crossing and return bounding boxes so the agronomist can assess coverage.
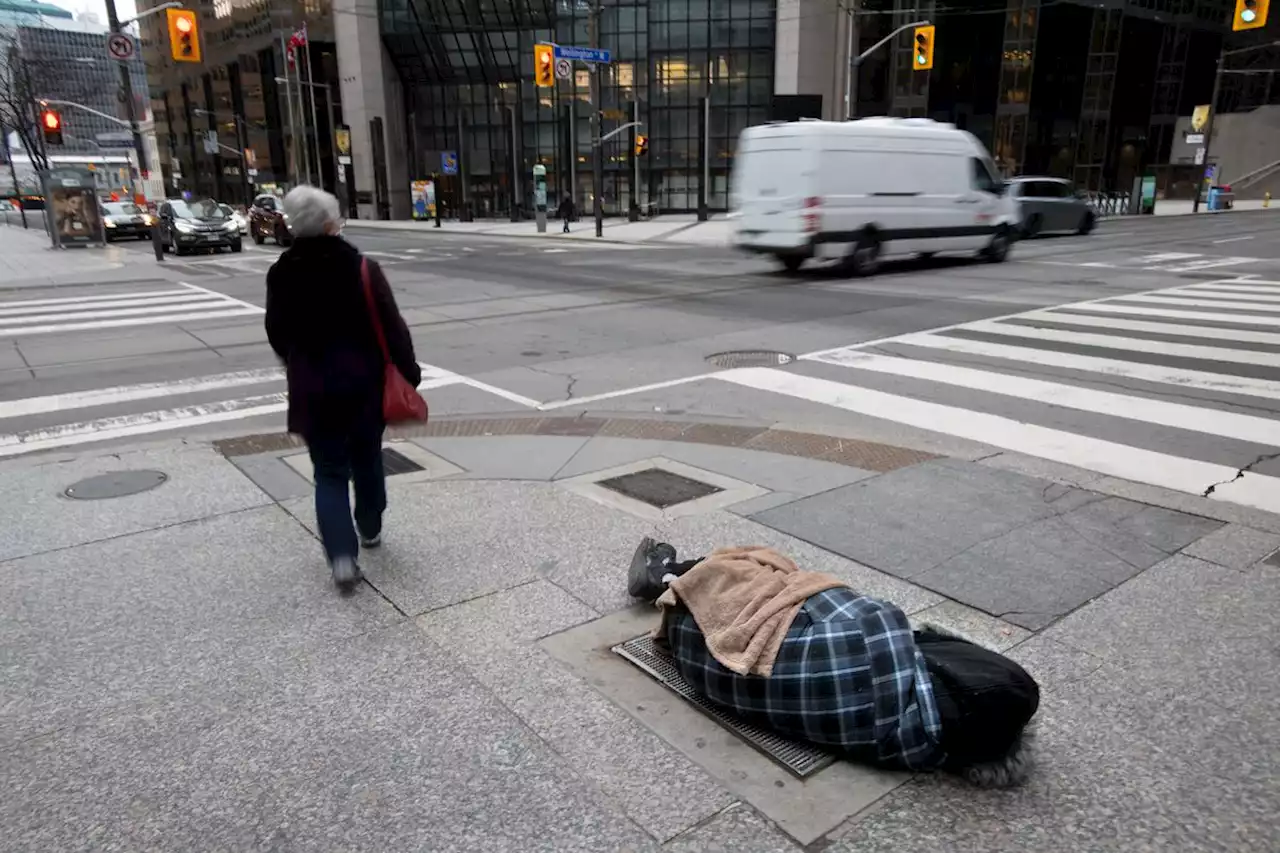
[716,276,1280,514]
[0,282,262,339]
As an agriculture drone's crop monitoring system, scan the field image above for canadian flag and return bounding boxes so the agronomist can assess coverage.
[286,23,308,67]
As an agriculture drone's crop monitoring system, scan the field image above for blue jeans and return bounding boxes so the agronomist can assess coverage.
[307,425,386,562]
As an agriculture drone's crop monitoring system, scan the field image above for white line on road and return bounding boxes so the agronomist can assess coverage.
[537,372,719,410]
[818,351,1280,446]
[0,288,193,310]
[179,281,264,313]
[1170,287,1280,303]
[0,367,286,420]
[1139,252,1202,262]
[0,307,262,337]
[1069,302,1280,326]
[0,293,219,317]
[715,367,1280,514]
[1178,282,1280,296]
[1162,257,1258,272]
[1016,310,1280,346]
[362,251,415,261]
[0,299,227,328]
[840,334,1280,400]
[1212,235,1256,244]
[1118,294,1280,312]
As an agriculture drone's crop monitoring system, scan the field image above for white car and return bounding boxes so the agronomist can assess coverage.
[730,117,1019,275]
[220,204,250,236]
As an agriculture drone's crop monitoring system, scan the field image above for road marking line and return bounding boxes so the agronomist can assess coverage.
[1118,294,1280,312]
[1015,310,1280,346]
[457,378,540,408]
[817,351,1280,447]
[179,281,264,313]
[363,251,414,261]
[1179,282,1280,295]
[0,299,227,328]
[1212,235,1256,244]
[537,373,719,411]
[715,367,1280,513]
[845,334,1280,400]
[0,367,286,420]
[1163,257,1258,272]
[1139,252,1202,262]
[1069,302,1280,326]
[0,293,219,317]
[934,321,1280,367]
[0,307,261,337]
[0,288,193,309]
[1079,262,1117,268]
[1171,287,1280,302]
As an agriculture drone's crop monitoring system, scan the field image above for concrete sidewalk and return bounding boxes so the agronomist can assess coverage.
[0,220,166,288]
[3,414,1276,851]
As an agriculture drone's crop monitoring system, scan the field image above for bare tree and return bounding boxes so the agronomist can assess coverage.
[0,28,49,172]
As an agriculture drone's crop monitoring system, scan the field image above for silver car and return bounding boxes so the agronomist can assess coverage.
[1007,177,1096,237]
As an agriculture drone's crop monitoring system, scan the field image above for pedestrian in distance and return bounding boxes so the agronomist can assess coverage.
[557,194,575,233]
[265,186,422,590]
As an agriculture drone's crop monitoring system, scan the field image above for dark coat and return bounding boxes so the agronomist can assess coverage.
[265,235,421,438]
[557,196,575,219]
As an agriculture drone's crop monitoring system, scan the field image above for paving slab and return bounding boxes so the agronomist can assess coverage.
[908,600,1031,651]
[0,443,271,563]
[1,622,655,853]
[418,581,734,842]
[413,434,591,480]
[228,450,313,501]
[0,505,400,748]
[664,805,801,852]
[1181,522,1280,570]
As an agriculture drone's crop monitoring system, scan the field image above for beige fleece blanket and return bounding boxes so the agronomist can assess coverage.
[654,546,848,677]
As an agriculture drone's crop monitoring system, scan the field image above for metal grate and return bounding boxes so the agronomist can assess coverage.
[381,447,425,476]
[612,635,835,778]
[705,351,795,369]
[596,468,723,508]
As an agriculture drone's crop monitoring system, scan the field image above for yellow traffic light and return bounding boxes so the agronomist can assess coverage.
[1233,0,1269,29]
[40,107,63,145]
[167,8,201,63]
[534,43,555,87]
[913,25,935,71]
[634,134,648,157]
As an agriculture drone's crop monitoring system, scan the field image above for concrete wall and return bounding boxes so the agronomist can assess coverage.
[334,0,409,219]
[774,0,850,122]
[1170,105,1280,199]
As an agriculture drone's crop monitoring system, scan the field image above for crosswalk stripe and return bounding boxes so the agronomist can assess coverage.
[1160,257,1257,272]
[0,307,262,337]
[1179,283,1280,295]
[1014,310,1280,346]
[0,293,219,317]
[0,288,194,309]
[846,334,1280,400]
[816,351,1280,446]
[0,298,227,328]
[943,321,1280,367]
[1169,288,1280,303]
[716,367,1280,514]
[1070,303,1280,326]
[1122,294,1280,312]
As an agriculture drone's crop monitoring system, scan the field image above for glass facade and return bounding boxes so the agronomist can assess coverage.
[382,0,777,217]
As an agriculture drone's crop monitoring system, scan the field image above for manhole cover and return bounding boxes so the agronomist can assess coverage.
[597,468,723,508]
[613,635,834,778]
[64,470,168,500]
[705,350,795,369]
[381,447,425,476]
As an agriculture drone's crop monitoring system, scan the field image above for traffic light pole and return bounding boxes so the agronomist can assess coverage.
[589,0,603,238]
[105,0,146,202]
[1191,41,1278,214]
[846,17,932,119]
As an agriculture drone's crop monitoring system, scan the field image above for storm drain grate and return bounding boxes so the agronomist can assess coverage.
[381,447,425,476]
[612,635,835,778]
[705,350,795,369]
[596,468,723,509]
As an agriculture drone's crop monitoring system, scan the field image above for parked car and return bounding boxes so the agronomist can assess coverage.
[100,201,153,241]
[249,193,291,246]
[730,117,1018,275]
[219,203,250,236]
[155,198,243,255]
[1006,177,1096,236]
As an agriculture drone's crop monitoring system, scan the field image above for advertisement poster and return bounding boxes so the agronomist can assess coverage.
[411,179,436,220]
[41,168,103,247]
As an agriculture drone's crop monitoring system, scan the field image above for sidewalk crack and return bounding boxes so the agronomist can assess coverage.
[1202,451,1280,498]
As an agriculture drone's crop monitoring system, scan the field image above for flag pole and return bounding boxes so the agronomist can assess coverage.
[302,24,323,189]
[280,31,299,186]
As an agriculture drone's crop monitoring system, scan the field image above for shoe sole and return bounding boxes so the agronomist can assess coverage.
[628,537,660,599]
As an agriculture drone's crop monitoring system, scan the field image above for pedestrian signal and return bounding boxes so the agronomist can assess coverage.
[167,9,201,63]
[534,44,555,87]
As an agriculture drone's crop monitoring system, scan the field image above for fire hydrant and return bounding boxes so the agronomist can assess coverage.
[1265,191,1272,209]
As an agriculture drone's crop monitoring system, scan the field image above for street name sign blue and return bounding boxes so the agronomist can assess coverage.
[553,45,611,64]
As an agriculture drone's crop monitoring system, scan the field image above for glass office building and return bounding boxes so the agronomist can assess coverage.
[381,0,778,217]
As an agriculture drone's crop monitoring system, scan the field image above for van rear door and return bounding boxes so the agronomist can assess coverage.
[731,131,817,251]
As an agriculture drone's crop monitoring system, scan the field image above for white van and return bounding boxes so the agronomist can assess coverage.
[729,118,1018,274]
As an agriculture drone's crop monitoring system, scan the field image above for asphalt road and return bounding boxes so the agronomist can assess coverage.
[3,210,1280,511]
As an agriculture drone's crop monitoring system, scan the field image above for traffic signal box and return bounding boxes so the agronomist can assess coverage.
[634,134,648,157]
[167,9,201,63]
[1233,0,1269,30]
[534,43,555,87]
[40,107,62,145]
[913,25,935,71]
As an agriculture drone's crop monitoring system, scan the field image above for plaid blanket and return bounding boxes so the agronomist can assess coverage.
[665,586,945,771]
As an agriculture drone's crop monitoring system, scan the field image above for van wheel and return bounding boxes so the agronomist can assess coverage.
[778,255,804,273]
[982,227,1011,263]
[1077,212,1096,235]
[1022,214,1042,238]
[843,233,881,276]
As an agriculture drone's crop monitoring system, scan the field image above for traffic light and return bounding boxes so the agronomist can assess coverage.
[634,134,648,157]
[534,43,554,87]
[167,8,201,63]
[913,25,935,71]
[1233,0,1269,30]
[40,107,62,145]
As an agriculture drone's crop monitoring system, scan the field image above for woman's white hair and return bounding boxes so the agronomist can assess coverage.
[282,185,341,239]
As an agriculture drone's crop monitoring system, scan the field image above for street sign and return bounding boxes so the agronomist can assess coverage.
[554,57,572,80]
[441,150,458,175]
[1194,147,1206,165]
[553,45,611,64]
[203,130,218,154]
[106,32,135,61]
[95,131,132,150]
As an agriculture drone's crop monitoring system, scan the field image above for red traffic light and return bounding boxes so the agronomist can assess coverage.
[174,15,192,33]
[42,109,60,130]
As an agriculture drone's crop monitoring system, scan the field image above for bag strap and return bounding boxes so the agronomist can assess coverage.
[360,257,392,363]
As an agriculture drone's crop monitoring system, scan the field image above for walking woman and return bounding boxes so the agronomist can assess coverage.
[266,186,422,589]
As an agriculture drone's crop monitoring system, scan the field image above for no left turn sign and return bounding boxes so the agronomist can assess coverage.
[106,32,135,61]
[554,57,572,80]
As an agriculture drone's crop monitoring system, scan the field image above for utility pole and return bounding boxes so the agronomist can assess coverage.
[105,0,146,202]
[589,0,603,238]
[844,1,859,119]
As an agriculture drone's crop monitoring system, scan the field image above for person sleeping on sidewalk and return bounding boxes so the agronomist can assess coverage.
[628,539,1040,788]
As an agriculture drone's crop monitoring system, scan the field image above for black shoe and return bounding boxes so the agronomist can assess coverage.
[628,537,678,601]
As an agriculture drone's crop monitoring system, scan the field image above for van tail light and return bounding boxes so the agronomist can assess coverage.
[802,196,821,233]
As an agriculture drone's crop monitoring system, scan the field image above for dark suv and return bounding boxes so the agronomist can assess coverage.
[249,194,292,246]
[156,198,243,255]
